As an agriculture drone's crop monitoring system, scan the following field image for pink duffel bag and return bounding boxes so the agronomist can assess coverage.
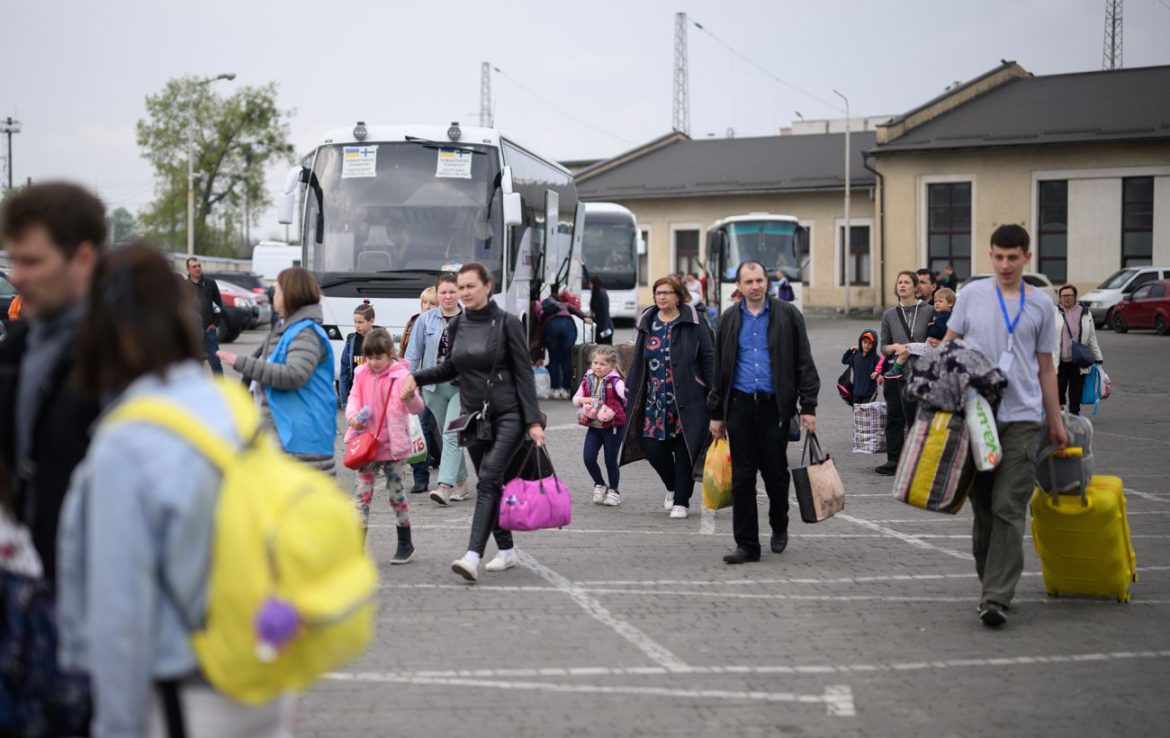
[499,443,572,531]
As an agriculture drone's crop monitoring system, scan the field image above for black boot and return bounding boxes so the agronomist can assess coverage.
[391,526,415,565]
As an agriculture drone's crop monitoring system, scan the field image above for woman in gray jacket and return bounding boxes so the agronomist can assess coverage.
[58,244,294,736]
[218,268,337,473]
[875,270,935,476]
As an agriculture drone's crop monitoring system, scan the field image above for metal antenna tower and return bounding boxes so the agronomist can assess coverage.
[480,62,493,127]
[672,12,690,135]
[1103,0,1123,69]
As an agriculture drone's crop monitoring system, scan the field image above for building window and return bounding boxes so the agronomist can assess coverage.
[638,229,650,287]
[1122,177,1154,268]
[927,182,972,279]
[1037,180,1068,283]
[674,229,700,277]
[839,225,871,286]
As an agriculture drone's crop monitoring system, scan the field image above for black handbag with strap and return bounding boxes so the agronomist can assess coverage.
[1063,313,1096,369]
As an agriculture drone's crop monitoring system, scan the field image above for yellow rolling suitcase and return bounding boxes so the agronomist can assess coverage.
[1030,456,1137,602]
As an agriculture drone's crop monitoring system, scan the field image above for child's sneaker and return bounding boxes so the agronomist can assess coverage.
[883,364,904,380]
[604,489,621,506]
[592,484,607,505]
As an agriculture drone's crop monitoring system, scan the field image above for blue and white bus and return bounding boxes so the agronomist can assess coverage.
[580,202,641,323]
[705,213,806,311]
[278,122,583,371]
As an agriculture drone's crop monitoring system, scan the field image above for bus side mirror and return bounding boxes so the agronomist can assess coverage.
[501,166,515,195]
[277,166,304,225]
[637,234,646,255]
[503,193,523,227]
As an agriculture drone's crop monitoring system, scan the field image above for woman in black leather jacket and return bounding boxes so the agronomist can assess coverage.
[400,262,544,582]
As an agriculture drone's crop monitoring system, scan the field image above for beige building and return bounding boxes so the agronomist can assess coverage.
[869,61,1170,300]
[575,130,877,312]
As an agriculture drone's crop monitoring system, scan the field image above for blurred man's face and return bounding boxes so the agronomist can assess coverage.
[187,260,203,280]
[917,273,934,298]
[5,225,96,319]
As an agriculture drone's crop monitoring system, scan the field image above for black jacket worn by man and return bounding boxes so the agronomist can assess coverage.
[413,301,542,429]
[0,321,101,582]
[707,296,820,423]
[191,276,224,328]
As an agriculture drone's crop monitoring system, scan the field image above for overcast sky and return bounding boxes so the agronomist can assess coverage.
[2,0,1168,241]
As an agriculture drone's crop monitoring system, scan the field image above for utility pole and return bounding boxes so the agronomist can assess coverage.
[480,62,492,127]
[1,117,21,190]
[672,12,690,136]
[187,73,235,256]
[1103,0,1123,69]
[833,90,851,314]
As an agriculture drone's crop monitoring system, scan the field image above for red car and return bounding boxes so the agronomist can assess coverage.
[1112,279,1170,335]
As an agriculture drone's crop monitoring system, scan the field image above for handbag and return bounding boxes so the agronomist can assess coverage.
[447,317,507,446]
[405,414,428,465]
[1064,315,1095,369]
[498,442,572,531]
[701,437,733,511]
[852,400,887,454]
[342,375,396,470]
[792,433,845,523]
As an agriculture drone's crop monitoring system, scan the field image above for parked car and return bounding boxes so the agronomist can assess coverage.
[215,280,258,343]
[957,272,1059,302]
[0,271,16,325]
[1111,279,1170,335]
[1081,266,1170,329]
[205,271,272,326]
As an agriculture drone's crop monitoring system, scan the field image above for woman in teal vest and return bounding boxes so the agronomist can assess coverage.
[219,268,337,473]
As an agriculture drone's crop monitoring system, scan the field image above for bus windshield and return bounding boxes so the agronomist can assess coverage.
[582,219,637,290]
[725,221,801,281]
[304,142,501,280]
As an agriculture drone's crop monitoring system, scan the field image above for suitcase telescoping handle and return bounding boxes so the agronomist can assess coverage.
[1038,445,1088,507]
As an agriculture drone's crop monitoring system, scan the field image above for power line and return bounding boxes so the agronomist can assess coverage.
[491,66,635,145]
[688,18,844,115]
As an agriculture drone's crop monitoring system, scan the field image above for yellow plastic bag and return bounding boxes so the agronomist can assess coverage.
[702,438,733,511]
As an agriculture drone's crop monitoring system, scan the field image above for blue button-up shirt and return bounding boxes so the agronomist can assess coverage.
[732,299,775,394]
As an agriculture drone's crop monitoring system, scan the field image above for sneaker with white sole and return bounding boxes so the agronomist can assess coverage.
[603,489,621,506]
[670,505,688,519]
[451,556,479,582]
[664,492,674,511]
[430,484,452,506]
[484,550,518,572]
[448,480,472,502]
[592,484,608,504]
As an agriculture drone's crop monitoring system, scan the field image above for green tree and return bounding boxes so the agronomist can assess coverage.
[111,207,136,243]
[136,78,294,256]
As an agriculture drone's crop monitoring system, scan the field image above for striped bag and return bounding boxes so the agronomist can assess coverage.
[892,409,976,514]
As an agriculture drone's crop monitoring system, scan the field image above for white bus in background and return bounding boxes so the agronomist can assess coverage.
[250,241,301,284]
[705,213,807,312]
[278,122,582,373]
[579,202,642,323]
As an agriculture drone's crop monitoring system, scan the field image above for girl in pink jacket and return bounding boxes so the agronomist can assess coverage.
[344,328,426,563]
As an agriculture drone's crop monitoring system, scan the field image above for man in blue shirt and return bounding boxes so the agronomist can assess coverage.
[709,261,820,564]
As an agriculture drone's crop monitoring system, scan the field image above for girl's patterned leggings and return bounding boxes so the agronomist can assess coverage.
[353,460,410,527]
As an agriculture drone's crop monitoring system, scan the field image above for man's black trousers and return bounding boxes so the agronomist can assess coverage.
[727,393,791,557]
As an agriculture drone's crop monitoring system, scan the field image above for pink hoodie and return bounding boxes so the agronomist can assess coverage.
[344,359,426,462]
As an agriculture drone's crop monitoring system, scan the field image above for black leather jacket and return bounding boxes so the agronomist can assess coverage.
[413,302,541,428]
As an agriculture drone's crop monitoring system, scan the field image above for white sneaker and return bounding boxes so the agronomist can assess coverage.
[670,505,688,519]
[664,492,674,511]
[484,550,518,572]
[430,484,452,506]
[592,484,608,504]
[449,480,472,501]
[604,489,622,506]
[451,556,479,582]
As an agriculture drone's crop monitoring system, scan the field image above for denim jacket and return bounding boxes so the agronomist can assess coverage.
[56,362,237,737]
[403,307,461,393]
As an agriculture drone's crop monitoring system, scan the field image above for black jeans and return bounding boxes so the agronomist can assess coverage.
[883,378,918,464]
[583,426,622,489]
[1057,361,1085,414]
[642,434,695,507]
[727,393,790,556]
[465,412,525,555]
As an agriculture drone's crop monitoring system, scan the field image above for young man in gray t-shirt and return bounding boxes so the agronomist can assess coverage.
[946,224,1068,628]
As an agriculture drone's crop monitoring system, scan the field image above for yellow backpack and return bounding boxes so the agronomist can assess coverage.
[105,379,377,705]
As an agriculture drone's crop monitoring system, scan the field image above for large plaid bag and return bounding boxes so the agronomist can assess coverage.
[852,401,887,454]
[892,408,976,514]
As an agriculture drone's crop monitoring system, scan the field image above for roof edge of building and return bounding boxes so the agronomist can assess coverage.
[574,131,689,182]
[578,181,876,202]
[867,130,1170,156]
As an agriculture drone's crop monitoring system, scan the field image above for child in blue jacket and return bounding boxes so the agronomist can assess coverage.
[841,329,881,403]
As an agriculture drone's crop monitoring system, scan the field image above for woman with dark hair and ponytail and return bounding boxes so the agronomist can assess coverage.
[874,270,935,476]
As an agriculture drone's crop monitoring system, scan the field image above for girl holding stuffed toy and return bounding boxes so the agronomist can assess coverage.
[573,345,627,506]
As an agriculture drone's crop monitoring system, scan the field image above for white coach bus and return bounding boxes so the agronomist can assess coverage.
[278,122,583,371]
[705,213,807,312]
[579,202,642,323]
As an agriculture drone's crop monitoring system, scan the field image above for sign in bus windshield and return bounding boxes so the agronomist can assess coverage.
[303,141,501,278]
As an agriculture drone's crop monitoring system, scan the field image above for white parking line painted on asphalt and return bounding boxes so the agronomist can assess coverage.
[1097,431,1170,446]
[836,513,975,561]
[1126,488,1169,502]
[322,672,855,715]
[699,505,716,535]
[514,548,690,672]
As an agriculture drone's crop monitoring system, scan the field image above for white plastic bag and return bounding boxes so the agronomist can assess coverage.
[964,388,1001,471]
[533,367,551,400]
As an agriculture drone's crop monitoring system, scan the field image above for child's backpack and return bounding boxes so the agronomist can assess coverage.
[836,365,854,406]
[104,380,376,705]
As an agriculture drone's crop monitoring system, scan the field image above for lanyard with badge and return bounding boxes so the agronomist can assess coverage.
[995,283,1025,373]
